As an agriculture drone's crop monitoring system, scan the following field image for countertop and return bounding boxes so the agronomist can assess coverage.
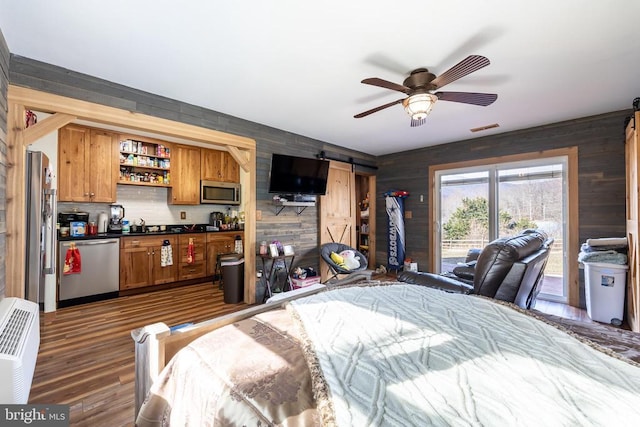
[58,224,244,241]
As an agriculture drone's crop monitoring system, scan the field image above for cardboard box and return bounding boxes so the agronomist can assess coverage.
[403,261,418,272]
[291,276,321,289]
[70,221,86,237]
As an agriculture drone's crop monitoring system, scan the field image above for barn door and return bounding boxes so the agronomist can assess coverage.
[626,113,640,332]
[319,161,356,281]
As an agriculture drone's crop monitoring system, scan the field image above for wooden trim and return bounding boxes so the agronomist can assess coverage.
[242,146,257,302]
[8,86,255,149]
[227,145,250,172]
[428,147,580,307]
[566,147,580,307]
[22,113,76,145]
[6,86,258,304]
[6,101,26,299]
[368,175,376,267]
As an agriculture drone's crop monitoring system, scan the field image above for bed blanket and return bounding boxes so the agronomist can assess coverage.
[289,284,640,426]
[136,309,320,426]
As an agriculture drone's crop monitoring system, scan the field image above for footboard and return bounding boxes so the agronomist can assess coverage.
[131,285,327,417]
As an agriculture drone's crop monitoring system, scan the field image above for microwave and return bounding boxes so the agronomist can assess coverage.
[200,180,241,205]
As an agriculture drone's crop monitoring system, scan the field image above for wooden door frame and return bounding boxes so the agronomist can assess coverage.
[428,147,580,307]
[356,172,376,268]
[6,86,258,303]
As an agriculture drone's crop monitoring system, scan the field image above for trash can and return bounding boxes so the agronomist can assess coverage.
[583,262,628,325]
[221,254,244,304]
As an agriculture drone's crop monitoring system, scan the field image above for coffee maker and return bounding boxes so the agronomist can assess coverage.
[108,204,125,232]
[209,211,224,228]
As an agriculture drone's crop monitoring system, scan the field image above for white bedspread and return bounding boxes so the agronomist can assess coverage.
[289,284,640,426]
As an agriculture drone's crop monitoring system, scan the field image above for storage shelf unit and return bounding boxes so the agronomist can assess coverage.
[118,136,171,186]
[273,200,315,216]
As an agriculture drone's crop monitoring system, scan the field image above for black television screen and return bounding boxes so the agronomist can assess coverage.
[268,154,330,195]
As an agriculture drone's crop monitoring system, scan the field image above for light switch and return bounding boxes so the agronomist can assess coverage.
[180,211,186,220]
[256,210,263,220]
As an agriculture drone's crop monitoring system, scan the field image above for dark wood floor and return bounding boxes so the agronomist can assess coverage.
[30,282,249,426]
[29,280,589,426]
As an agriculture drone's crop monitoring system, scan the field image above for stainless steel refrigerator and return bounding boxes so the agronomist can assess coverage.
[25,150,57,304]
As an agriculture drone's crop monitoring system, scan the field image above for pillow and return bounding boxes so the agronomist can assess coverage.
[330,251,349,270]
[339,250,361,270]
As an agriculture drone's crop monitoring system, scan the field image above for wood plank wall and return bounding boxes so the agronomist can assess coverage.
[5,54,631,305]
[375,110,631,306]
[7,55,376,300]
[0,30,9,298]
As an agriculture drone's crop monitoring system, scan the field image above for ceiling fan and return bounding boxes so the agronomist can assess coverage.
[354,55,497,127]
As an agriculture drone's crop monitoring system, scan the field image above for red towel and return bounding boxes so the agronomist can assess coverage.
[186,238,195,264]
[63,244,82,275]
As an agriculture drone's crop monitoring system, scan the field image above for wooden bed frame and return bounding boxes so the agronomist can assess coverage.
[131,284,329,416]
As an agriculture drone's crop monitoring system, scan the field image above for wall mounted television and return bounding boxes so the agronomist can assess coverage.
[268,153,330,196]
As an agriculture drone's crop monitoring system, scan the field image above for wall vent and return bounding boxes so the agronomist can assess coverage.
[0,297,40,404]
[470,123,500,133]
[0,308,32,356]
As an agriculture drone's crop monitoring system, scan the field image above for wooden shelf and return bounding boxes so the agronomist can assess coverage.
[117,180,170,188]
[120,162,169,171]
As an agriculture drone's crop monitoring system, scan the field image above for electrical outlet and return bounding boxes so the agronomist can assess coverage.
[405,210,412,219]
[256,210,262,220]
[180,211,186,220]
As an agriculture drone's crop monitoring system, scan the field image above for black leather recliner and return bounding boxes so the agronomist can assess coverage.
[398,230,553,309]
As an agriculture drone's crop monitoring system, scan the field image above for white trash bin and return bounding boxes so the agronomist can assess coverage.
[583,262,628,325]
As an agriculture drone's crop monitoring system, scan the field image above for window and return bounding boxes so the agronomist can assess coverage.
[433,156,568,302]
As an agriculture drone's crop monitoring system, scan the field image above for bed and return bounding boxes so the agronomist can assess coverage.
[132,281,640,426]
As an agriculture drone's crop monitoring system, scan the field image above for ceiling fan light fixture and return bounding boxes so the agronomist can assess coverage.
[402,93,437,120]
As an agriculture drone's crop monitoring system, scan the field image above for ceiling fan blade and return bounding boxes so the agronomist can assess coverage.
[354,98,405,118]
[435,91,497,106]
[361,78,411,94]
[431,55,491,89]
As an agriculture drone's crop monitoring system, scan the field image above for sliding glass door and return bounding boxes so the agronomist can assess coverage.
[435,157,567,302]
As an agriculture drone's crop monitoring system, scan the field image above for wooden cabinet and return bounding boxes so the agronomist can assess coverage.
[201,149,240,183]
[626,112,640,332]
[178,234,206,280]
[58,124,118,202]
[118,134,171,187]
[169,144,201,204]
[206,232,243,276]
[120,235,178,290]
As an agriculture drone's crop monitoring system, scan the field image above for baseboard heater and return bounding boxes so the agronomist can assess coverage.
[0,297,40,404]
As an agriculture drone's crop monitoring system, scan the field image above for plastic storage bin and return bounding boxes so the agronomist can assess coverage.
[584,262,628,325]
[221,255,244,304]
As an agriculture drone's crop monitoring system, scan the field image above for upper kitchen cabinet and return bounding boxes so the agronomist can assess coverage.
[58,124,118,203]
[201,149,240,183]
[169,143,201,205]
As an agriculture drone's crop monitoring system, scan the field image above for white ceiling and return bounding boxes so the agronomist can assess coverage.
[1,1,640,155]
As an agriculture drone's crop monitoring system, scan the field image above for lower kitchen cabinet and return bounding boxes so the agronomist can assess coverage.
[120,235,178,290]
[206,232,244,276]
[178,234,207,281]
[119,232,243,291]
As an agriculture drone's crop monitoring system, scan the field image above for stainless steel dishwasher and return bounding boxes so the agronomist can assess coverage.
[58,238,120,303]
